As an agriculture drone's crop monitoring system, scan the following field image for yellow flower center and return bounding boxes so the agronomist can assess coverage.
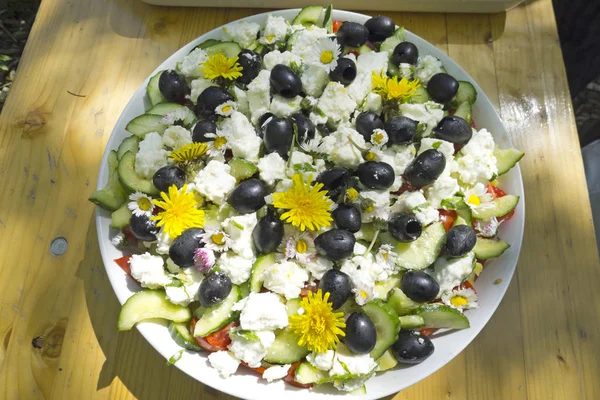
[296,239,308,254]
[211,233,225,245]
[373,132,384,144]
[320,51,334,64]
[221,105,231,113]
[382,253,388,260]
[137,197,152,211]
[346,188,359,201]
[359,290,368,299]
[365,152,376,161]
[365,205,375,213]
[214,136,227,149]
[450,296,468,307]
[151,184,205,238]
[266,34,275,42]
[467,194,481,206]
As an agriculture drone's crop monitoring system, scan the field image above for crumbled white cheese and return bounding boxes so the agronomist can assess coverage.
[162,125,192,149]
[399,101,444,137]
[129,253,171,289]
[307,350,335,371]
[193,160,236,205]
[134,132,168,179]
[289,26,329,63]
[340,253,392,305]
[360,189,391,223]
[426,176,460,208]
[165,267,204,306]
[179,47,208,79]
[228,330,275,368]
[379,144,416,175]
[301,64,330,97]
[222,21,261,48]
[218,111,262,162]
[257,152,287,186]
[319,126,365,169]
[430,251,475,295]
[416,55,444,85]
[260,15,289,46]
[217,252,254,285]
[236,292,289,331]
[330,345,378,377]
[189,78,217,104]
[262,50,302,71]
[455,128,498,185]
[222,212,257,259]
[316,82,357,122]
[208,351,240,378]
[247,70,272,122]
[270,95,303,117]
[232,85,250,116]
[303,256,333,280]
[262,260,309,300]
[262,364,291,382]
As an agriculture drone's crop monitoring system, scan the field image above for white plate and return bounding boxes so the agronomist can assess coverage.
[95,8,524,400]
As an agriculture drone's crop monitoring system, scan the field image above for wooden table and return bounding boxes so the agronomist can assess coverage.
[1,0,599,399]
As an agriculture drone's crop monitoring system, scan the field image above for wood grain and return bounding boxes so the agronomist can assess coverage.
[0,0,598,399]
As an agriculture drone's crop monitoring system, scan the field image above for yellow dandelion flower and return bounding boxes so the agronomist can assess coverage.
[272,174,333,231]
[201,53,243,81]
[151,184,204,238]
[169,142,209,163]
[371,72,421,102]
[289,290,346,353]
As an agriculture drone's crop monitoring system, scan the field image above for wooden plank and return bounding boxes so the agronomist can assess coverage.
[491,1,600,399]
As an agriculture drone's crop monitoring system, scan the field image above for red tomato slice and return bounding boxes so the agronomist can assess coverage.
[189,319,238,352]
[438,209,457,232]
[241,361,268,375]
[114,255,132,277]
[419,328,438,337]
[454,280,477,294]
[284,361,313,389]
[332,20,343,33]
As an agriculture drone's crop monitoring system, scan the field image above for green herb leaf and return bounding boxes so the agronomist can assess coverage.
[166,349,184,366]
[432,141,442,149]
[232,220,244,230]
[293,163,316,173]
[167,278,184,288]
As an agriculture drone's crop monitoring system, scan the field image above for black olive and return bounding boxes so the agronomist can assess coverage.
[263,116,294,158]
[427,73,459,103]
[290,112,316,143]
[355,111,385,142]
[364,16,396,42]
[227,178,268,214]
[319,269,352,309]
[404,149,446,187]
[192,120,217,143]
[129,214,157,242]
[385,115,418,144]
[198,271,232,307]
[332,204,362,233]
[357,161,395,190]
[390,42,419,66]
[257,112,276,138]
[314,229,356,261]
[169,228,205,268]
[270,64,302,98]
[316,167,350,201]
[445,225,477,257]
[336,22,369,47]
[329,57,357,86]
[252,208,284,254]
[433,116,472,145]
[388,212,422,242]
[344,312,377,354]
[158,70,189,103]
[152,166,186,192]
[196,86,234,118]
[237,49,262,84]
[401,271,440,303]
[391,330,434,364]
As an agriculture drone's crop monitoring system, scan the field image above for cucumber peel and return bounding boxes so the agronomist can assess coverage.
[494,147,524,175]
[88,150,127,211]
[118,290,191,331]
[414,303,470,329]
[473,237,510,260]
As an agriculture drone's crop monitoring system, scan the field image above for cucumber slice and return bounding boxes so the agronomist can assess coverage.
[381,222,446,270]
[380,27,405,52]
[168,321,202,351]
[286,298,303,316]
[118,290,192,331]
[362,300,399,359]
[322,5,333,33]
[450,81,477,106]
[414,303,470,329]
[146,70,167,107]
[249,253,277,292]
[295,361,327,385]
[358,44,373,55]
[338,299,361,317]
[125,114,168,138]
[239,281,250,298]
[348,386,367,395]
[441,197,473,225]
[387,287,420,316]
[147,102,196,128]
[292,5,324,27]
[453,101,472,123]
[473,237,510,260]
[110,203,132,229]
[376,349,398,372]
[229,157,258,181]
[117,136,140,160]
[264,328,309,364]
[89,150,127,211]
[373,274,402,299]
[494,147,524,176]
[453,215,468,227]
[117,151,159,195]
[195,38,221,50]
[205,41,242,58]
[472,194,519,219]
[399,315,425,330]
[410,86,431,104]
[193,286,241,337]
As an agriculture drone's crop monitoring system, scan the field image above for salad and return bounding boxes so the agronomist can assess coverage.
[89,5,524,394]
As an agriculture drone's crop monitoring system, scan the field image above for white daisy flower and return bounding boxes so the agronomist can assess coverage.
[199,229,231,252]
[194,247,216,273]
[205,131,231,156]
[159,108,190,126]
[215,101,237,117]
[463,183,494,210]
[442,287,479,311]
[300,137,325,154]
[364,146,385,162]
[110,232,128,249]
[474,216,501,238]
[279,226,317,264]
[370,129,389,147]
[127,192,155,217]
[375,244,397,268]
[306,37,341,72]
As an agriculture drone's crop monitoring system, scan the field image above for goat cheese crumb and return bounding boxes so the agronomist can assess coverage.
[258,152,287,186]
[193,160,236,205]
[236,292,289,331]
[222,21,261,48]
[134,132,168,179]
[262,364,291,382]
[262,260,309,300]
[129,253,171,289]
[208,351,240,378]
